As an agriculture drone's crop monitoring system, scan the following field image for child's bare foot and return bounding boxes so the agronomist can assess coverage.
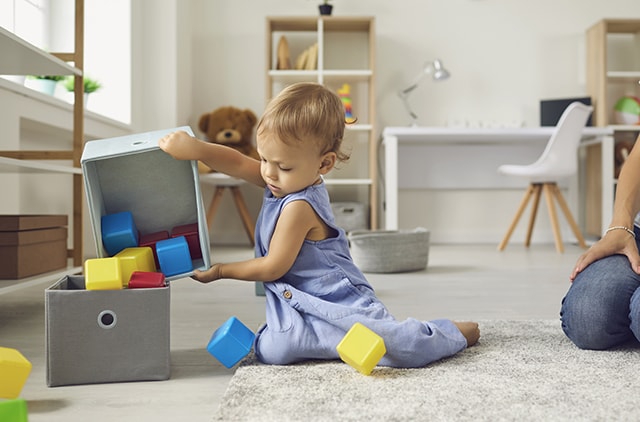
[454,321,480,347]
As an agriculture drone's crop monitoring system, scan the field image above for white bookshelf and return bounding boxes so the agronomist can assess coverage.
[0,2,85,290]
[266,16,378,229]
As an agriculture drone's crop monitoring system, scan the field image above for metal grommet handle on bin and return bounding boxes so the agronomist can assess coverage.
[97,310,117,329]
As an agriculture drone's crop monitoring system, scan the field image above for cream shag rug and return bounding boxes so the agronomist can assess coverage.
[214,320,640,421]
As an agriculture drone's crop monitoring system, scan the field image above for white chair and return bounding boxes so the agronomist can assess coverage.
[199,173,255,246]
[497,102,592,253]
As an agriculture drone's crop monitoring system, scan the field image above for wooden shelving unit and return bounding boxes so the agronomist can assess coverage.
[583,19,640,237]
[0,0,85,286]
[586,19,640,127]
[265,16,378,229]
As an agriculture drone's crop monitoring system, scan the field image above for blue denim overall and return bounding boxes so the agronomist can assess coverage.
[253,182,467,367]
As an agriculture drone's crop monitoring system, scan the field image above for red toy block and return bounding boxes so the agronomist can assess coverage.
[171,223,202,259]
[128,271,166,289]
[139,230,169,268]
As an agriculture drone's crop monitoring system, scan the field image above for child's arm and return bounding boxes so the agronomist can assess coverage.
[193,200,321,283]
[159,130,265,187]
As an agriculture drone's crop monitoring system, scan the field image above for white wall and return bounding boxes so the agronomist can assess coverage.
[134,0,640,245]
[183,0,640,128]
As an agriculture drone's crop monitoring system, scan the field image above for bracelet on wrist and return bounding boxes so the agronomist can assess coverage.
[604,226,636,238]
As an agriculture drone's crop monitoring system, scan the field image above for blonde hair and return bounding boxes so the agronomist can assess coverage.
[257,82,350,163]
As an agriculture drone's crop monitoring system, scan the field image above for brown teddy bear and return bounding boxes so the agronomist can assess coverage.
[197,106,259,173]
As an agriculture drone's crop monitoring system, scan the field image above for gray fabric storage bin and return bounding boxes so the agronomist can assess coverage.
[331,202,368,233]
[45,275,170,387]
[81,126,211,281]
[348,228,430,273]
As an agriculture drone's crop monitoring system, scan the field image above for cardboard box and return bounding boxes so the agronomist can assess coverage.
[81,127,211,281]
[45,275,170,386]
[0,215,68,279]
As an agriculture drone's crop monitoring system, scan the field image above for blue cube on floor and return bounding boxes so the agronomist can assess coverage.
[156,236,193,277]
[101,211,138,256]
[207,316,255,368]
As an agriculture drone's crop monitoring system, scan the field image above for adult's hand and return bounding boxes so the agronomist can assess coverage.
[570,229,640,281]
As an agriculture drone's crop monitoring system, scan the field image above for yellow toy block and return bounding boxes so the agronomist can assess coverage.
[0,347,32,399]
[84,257,123,290]
[336,322,386,375]
[115,247,156,287]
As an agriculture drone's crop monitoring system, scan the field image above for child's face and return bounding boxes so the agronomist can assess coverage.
[256,133,334,198]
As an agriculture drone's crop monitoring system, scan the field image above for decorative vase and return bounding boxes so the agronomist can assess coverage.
[26,78,57,96]
[319,4,333,15]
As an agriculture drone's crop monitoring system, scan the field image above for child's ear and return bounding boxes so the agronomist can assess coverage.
[319,152,337,174]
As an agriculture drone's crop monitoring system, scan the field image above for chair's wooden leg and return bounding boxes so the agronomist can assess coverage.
[498,184,536,251]
[525,184,542,247]
[231,186,255,246]
[543,183,564,253]
[551,183,588,249]
[206,187,226,229]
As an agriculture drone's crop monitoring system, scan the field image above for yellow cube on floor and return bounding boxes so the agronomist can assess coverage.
[84,257,123,290]
[0,347,32,399]
[336,322,386,375]
[115,247,156,287]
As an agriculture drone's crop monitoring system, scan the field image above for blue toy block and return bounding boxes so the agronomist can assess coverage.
[207,316,255,368]
[156,236,193,277]
[0,398,28,422]
[101,211,139,256]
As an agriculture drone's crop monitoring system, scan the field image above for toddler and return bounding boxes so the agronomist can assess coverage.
[159,82,479,367]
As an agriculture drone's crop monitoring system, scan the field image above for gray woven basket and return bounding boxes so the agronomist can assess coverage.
[331,201,368,233]
[348,227,430,273]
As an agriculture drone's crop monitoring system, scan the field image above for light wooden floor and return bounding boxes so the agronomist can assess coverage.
[0,243,583,421]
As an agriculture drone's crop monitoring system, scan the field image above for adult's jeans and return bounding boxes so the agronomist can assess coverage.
[560,226,640,349]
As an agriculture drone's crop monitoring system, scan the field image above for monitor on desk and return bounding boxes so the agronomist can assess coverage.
[540,97,592,127]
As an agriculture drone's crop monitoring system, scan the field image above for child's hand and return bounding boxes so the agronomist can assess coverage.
[453,321,480,347]
[158,130,201,161]
[191,263,223,283]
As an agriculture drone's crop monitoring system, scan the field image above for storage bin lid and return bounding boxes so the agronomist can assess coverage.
[0,215,68,231]
[0,227,66,246]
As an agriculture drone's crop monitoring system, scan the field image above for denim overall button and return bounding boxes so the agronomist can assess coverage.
[283,290,292,299]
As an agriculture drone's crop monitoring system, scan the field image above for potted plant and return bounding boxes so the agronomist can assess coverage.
[63,75,102,94]
[319,0,333,15]
[26,75,65,95]
[63,75,102,106]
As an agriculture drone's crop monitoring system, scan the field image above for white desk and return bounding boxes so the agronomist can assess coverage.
[382,126,614,232]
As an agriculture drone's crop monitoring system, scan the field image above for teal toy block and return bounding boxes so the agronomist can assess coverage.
[0,398,28,422]
[156,236,193,277]
[207,316,255,368]
[101,211,138,256]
